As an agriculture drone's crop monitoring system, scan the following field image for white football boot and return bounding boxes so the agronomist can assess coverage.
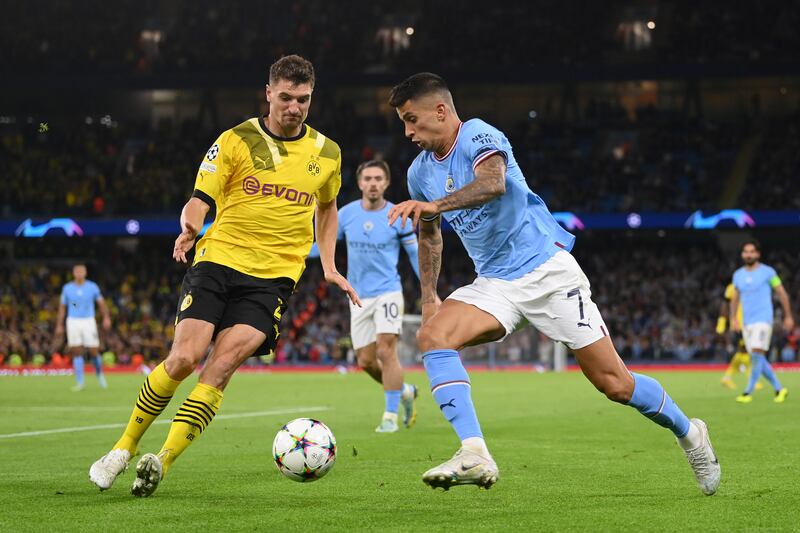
[375,417,399,433]
[89,449,131,490]
[401,384,418,429]
[422,448,499,490]
[680,418,720,496]
[130,452,165,497]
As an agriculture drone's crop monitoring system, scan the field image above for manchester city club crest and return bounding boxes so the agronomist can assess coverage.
[363,220,374,233]
[445,174,456,193]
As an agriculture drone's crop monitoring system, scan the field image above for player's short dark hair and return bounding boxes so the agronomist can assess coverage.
[356,160,391,182]
[389,72,451,108]
[741,239,761,252]
[269,55,315,88]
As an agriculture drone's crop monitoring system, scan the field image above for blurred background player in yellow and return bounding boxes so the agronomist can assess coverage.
[88,54,360,497]
[717,282,761,390]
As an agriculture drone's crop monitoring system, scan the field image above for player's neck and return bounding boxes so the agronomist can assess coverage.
[263,115,303,139]
[74,279,86,285]
[744,262,760,271]
[361,197,387,211]
[434,120,463,159]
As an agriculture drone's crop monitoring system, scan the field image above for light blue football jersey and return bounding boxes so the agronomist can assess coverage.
[339,200,420,299]
[407,119,575,280]
[60,280,102,319]
[733,264,779,325]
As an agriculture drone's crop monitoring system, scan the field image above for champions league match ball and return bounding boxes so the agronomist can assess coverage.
[272,418,337,482]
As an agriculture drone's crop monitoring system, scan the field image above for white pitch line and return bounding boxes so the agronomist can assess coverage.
[0,406,331,440]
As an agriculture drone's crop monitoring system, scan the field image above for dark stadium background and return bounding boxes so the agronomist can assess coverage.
[2,0,799,369]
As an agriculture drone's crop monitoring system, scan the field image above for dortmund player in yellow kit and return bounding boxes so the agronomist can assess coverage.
[718,282,757,389]
[88,55,360,497]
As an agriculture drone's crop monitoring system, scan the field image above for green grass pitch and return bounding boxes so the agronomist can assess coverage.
[1,370,798,532]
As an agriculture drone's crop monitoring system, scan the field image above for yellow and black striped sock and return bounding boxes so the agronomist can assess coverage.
[113,362,182,455]
[159,382,223,475]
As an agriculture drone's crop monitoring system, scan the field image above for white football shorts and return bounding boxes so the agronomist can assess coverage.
[742,322,772,353]
[349,291,405,350]
[447,251,608,350]
[66,317,100,348]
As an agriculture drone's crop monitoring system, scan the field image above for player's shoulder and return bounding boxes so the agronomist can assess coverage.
[461,118,504,140]
[62,281,74,290]
[306,124,341,161]
[339,200,361,216]
[760,263,777,276]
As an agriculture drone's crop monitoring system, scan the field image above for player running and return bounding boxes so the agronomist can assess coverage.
[387,73,721,495]
[54,264,111,391]
[88,55,359,497]
[337,160,421,433]
[717,282,759,390]
[729,240,794,403]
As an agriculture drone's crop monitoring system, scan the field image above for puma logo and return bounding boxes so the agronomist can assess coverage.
[439,399,456,410]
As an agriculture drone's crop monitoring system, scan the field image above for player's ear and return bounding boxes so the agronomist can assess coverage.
[436,103,447,121]
[265,84,271,103]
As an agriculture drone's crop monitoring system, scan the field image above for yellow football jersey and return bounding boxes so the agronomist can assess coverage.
[192,117,341,281]
[723,283,744,326]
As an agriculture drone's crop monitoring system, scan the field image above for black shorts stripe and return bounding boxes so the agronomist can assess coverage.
[143,378,172,401]
[184,398,217,420]
[135,401,160,417]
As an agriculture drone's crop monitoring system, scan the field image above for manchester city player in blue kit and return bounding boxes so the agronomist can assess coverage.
[55,264,112,391]
[729,240,793,403]
[337,160,422,433]
[387,73,721,495]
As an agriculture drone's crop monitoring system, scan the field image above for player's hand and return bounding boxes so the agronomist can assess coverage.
[324,270,362,307]
[730,317,741,333]
[173,221,199,263]
[102,316,112,331]
[388,200,438,229]
[784,316,795,332]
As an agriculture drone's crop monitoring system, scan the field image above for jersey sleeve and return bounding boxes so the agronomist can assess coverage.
[60,286,67,305]
[192,130,238,209]
[93,282,103,301]
[464,120,508,171]
[316,151,342,204]
[723,284,735,300]
[406,162,425,202]
[767,267,782,288]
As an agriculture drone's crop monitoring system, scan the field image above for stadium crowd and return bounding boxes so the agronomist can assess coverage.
[2,240,798,366]
[4,1,799,76]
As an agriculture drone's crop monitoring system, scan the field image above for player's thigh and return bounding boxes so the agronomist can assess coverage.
[167,318,215,365]
[743,323,771,353]
[374,291,404,338]
[417,299,507,352]
[65,318,82,348]
[350,296,377,351]
[199,324,266,390]
[355,343,378,368]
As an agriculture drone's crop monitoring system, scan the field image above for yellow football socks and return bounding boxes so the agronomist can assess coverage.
[158,382,223,475]
[113,362,182,454]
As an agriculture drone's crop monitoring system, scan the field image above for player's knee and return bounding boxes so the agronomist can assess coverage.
[356,353,377,372]
[166,345,201,377]
[416,324,449,353]
[598,374,634,403]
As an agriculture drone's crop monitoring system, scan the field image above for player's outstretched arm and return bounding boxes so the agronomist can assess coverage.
[418,217,442,324]
[173,197,209,263]
[316,199,362,306]
[774,284,795,331]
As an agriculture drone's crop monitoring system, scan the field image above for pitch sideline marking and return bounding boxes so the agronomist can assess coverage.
[0,406,332,440]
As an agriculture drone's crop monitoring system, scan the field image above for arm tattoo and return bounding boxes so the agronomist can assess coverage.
[418,217,442,304]
[433,154,506,213]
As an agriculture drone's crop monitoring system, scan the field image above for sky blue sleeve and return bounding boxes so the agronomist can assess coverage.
[406,163,425,201]
[397,218,420,279]
[93,282,103,301]
[464,120,508,170]
[60,286,67,305]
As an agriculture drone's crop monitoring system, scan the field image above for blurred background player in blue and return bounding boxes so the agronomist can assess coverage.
[316,160,422,432]
[54,264,112,391]
[729,240,794,403]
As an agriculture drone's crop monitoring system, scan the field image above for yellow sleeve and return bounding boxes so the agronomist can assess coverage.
[315,151,342,204]
[192,130,238,206]
[723,283,735,300]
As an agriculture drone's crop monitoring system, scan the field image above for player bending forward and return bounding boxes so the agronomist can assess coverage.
[337,160,421,432]
[89,55,359,497]
[387,73,720,495]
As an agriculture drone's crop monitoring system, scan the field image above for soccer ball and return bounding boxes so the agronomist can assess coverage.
[272,418,336,482]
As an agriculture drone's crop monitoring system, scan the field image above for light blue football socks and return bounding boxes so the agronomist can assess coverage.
[384,390,402,415]
[73,355,85,387]
[627,373,691,438]
[423,349,483,440]
[746,353,781,394]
